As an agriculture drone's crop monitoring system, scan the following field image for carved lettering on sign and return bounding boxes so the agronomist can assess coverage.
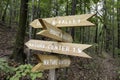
[37,19,73,42]
[28,42,82,54]
[51,19,81,26]
[30,14,95,28]
[25,40,92,58]
[31,54,71,71]
[42,59,70,66]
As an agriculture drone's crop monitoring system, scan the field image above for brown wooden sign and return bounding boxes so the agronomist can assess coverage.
[37,19,73,42]
[30,14,95,28]
[25,39,92,58]
[32,54,71,71]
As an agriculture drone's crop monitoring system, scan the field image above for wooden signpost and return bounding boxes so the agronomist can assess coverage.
[30,14,95,28]
[25,39,91,58]
[32,54,71,71]
[25,14,95,80]
[37,19,73,42]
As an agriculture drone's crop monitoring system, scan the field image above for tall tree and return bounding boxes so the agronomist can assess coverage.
[65,0,69,15]
[1,0,9,22]
[8,0,13,27]
[11,0,29,63]
[69,0,77,40]
[117,0,120,54]
[104,0,111,53]
[111,0,115,57]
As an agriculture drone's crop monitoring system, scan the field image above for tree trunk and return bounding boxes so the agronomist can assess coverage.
[111,0,115,58]
[95,5,98,44]
[65,0,69,16]
[103,0,110,53]
[2,0,9,22]
[11,0,28,63]
[0,2,3,19]
[65,0,69,33]
[94,3,99,54]
[117,0,120,54]
[69,0,77,40]
[79,0,82,43]
[8,0,13,28]
[81,0,86,43]
[55,0,59,16]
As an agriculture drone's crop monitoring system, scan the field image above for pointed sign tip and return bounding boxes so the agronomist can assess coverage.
[31,63,42,72]
[29,19,42,28]
[25,42,28,47]
[25,40,31,48]
[87,56,92,58]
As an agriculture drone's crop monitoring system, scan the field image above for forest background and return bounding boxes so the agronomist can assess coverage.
[0,0,120,80]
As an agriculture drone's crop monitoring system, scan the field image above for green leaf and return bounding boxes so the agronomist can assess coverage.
[21,73,26,76]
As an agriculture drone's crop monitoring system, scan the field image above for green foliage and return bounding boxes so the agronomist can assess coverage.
[10,64,43,80]
[0,58,15,80]
[0,59,42,80]
[0,58,15,73]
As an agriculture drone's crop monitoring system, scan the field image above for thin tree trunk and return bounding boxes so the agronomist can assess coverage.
[8,0,13,28]
[69,0,77,40]
[94,4,99,54]
[2,0,9,22]
[11,0,28,63]
[33,0,41,39]
[117,0,120,54]
[66,0,69,16]
[65,0,69,33]
[82,0,86,43]
[79,0,82,43]
[111,0,115,58]
[0,2,4,19]
[104,0,110,53]
[55,0,59,16]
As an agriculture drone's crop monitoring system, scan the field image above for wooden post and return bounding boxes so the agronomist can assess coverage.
[49,69,56,80]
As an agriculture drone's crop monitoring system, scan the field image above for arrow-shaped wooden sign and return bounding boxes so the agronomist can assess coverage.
[37,19,73,42]
[25,39,92,58]
[30,14,95,28]
[32,54,71,71]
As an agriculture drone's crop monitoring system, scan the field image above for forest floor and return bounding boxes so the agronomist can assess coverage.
[0,22,120,80]
[0,22,16,58]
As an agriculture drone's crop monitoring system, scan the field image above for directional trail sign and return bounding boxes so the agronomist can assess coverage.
[26,13,94,79]
[32,54,71,71]
[30,14,95,28]
[25,39,92,58]
[37,19,73,42]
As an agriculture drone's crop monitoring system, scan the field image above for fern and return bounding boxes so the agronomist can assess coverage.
[10,64,43,80]
[0,58,15,73]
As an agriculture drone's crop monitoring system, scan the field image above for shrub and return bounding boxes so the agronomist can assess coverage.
[10,64,43,80]
[0,58,15,73]
[0,58,15,80]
